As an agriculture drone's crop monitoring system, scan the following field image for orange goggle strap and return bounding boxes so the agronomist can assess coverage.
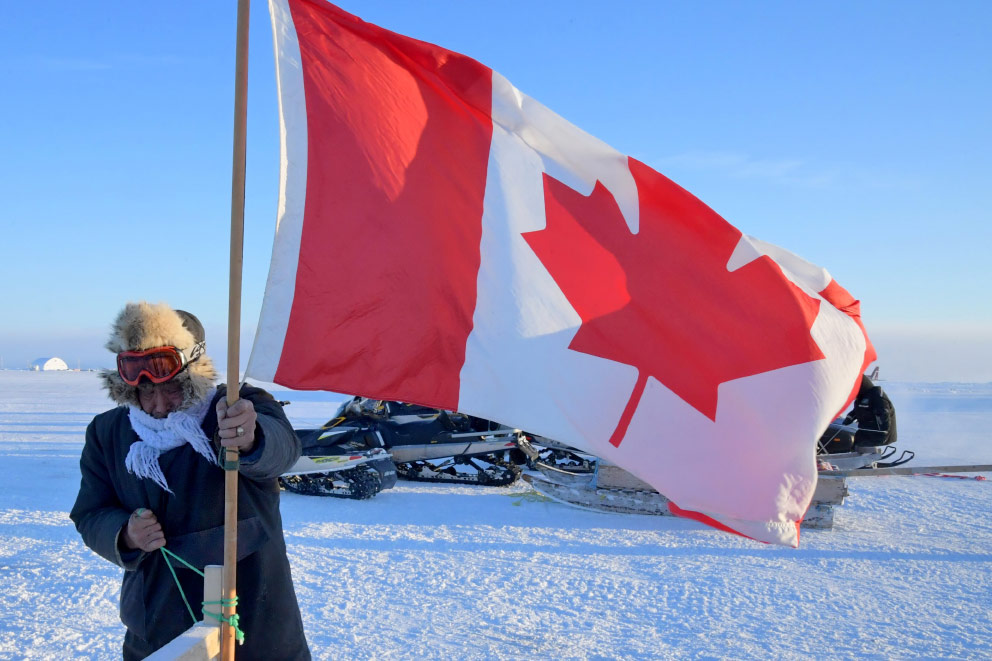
[116,342,205,386]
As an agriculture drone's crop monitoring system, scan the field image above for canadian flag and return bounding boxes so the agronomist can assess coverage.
[249,0,875,546]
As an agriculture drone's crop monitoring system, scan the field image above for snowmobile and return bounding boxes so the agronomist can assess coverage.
[283,397,526,495]
[521,373,917,530]
[816,373,913,470]
[279,418,397,499]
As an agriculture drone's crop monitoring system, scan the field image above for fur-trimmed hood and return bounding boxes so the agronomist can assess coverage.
[99,301,218,409]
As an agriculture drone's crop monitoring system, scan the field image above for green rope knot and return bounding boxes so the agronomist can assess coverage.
[203,598,245,645]
[227,613,246,645]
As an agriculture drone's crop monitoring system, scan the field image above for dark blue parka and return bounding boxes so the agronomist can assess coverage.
[70,385,311,660]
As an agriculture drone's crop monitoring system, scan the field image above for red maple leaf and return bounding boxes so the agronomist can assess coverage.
[522,157,824,447]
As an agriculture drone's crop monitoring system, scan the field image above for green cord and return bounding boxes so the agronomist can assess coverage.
[158,548,246,645]
[160,547,204,577]
[159,548,199,626]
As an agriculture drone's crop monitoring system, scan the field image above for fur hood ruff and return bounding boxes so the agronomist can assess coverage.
[99,301,218,409]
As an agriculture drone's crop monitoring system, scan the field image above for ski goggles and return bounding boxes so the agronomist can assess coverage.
[116,342,205,386]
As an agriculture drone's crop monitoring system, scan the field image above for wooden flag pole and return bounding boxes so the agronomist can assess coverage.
[223,0,251,659]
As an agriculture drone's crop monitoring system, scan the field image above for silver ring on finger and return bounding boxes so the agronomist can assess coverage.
[236,426,245,437]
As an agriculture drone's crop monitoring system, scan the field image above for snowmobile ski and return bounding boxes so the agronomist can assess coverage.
[815,445,909,471]
[522,473,843,530]
[533,461,597,487]
[522,473,672,516]
[819,463,992,478]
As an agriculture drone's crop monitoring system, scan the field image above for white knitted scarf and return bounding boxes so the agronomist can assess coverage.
[125,387,218,493]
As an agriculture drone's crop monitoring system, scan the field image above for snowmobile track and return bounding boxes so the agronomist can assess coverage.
[395,453,522,487]
[280,465,383,500]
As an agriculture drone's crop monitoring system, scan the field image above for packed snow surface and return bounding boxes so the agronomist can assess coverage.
[0,371,989,659]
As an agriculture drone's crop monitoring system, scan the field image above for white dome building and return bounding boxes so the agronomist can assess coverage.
[31,357,69,371]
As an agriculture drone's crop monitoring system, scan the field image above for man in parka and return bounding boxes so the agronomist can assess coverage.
[70,301,311,660]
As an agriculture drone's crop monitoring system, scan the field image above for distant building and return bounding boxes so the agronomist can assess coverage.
[31,357,69,371]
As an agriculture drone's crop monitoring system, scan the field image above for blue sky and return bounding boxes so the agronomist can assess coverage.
[1,1,989,380]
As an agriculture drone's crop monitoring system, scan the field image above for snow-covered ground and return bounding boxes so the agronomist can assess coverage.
[0,371,989,660]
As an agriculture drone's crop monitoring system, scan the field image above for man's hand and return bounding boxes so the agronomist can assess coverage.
[216,397,258,454]
[122,508,165,552]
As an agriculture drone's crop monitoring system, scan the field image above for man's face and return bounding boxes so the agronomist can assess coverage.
[137,380,184,418]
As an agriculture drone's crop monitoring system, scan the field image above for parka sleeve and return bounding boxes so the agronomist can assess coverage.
[69,419,145,570]
[237,387,302,481]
